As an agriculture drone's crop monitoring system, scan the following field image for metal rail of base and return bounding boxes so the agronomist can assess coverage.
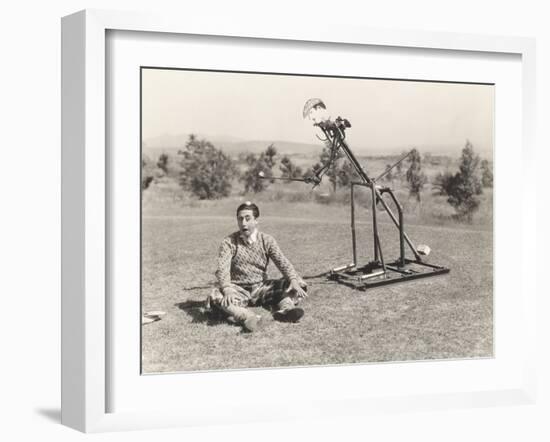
[329,259,450,289]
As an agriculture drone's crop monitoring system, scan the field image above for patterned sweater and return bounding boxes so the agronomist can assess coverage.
[215,231,298,289]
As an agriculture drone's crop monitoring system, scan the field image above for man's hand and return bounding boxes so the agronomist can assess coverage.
[221,287,239,307]
[286,278,308,299]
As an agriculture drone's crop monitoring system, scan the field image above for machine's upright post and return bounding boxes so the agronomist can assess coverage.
[372,193,421,261]
[385,189,407,267]
[351,183,357,266]
[371,184,379,262]
[371,184,386,273]
[398,200,405,267]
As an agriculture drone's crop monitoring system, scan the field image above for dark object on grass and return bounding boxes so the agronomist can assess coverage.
[273,307,304,323]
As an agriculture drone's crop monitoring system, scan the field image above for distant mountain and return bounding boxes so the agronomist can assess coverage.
[224,140,322,156]
[143,133,492,160]
[143,133,322,156]
[144,133,244,150]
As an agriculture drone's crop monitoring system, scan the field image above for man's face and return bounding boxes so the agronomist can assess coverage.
[237,209,258,238]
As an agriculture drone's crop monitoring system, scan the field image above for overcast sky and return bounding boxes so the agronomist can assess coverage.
[142,68,494,156]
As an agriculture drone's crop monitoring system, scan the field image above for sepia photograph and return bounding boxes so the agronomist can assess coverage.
[140,67,494,373]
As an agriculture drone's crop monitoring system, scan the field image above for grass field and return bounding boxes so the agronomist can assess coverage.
[141,197,493,373]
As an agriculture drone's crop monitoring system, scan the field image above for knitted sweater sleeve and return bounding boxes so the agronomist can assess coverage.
[215,237,234,289]
[264,234,299,281]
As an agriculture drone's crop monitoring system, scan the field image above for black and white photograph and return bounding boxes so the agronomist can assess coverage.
[140,68,494,373]
[4,0,548,438]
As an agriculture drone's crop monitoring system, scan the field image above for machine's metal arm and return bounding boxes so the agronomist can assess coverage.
[374,150,413,182]
[258,170,322,186]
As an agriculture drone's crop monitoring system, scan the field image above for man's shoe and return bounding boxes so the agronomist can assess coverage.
[273,307,304,323]
[243,314,263,332]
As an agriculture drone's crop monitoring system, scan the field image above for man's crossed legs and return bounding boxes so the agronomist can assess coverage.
[207,278,306,332]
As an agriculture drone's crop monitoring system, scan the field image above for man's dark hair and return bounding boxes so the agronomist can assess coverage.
[236,201,260,218]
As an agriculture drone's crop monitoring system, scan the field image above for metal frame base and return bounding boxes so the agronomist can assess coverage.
[329,259,450,289]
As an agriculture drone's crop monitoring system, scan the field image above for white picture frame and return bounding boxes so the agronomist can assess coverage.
[61,9,537,433]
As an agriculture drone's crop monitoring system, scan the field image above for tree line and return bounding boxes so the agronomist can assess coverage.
[143,134,493,222]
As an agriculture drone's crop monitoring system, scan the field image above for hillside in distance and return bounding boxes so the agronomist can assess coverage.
[143,133,492,161]
[143,133,322,156]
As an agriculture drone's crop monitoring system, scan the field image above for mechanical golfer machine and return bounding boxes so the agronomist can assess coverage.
[263,99,450,289]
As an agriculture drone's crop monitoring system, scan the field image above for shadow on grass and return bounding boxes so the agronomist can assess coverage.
[175,300,230,326]
[326,277,368,292]
[175,300,279,335]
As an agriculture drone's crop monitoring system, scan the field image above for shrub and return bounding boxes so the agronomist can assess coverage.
[481,159,493,188]
[395,151,407,179]
[157,153,169,174]
[405,148,428,202]
[240,144,278,193]
[177,134,236,199]
[382,164,393,182]
[279,155,303,181]
[141,154,164,190]
[336,160,361,188]
[433,141,483,221]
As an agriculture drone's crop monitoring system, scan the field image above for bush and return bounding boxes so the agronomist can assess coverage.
[141,154,164,190]
[481,159,493,188]
[405,148,428,202]
[157,153,169,174]
[337,160,361,188]
[279,155,303,181]
[433,141,483,221]
[177,135,236,199]
[382,164,393,182]
[240,144,278,193]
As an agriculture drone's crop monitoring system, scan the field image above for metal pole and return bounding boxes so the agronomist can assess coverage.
[398,200,405,267]
[371,183,379,262]
[375,194,420,261]
[351,183,357,266]
[374,150,413,182]
[371,184,386,273]
[383,190,406,266]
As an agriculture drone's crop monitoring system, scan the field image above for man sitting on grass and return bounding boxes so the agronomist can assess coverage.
[207,201,308,332]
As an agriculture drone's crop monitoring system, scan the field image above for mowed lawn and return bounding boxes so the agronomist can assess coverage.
[141,205,492,373]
